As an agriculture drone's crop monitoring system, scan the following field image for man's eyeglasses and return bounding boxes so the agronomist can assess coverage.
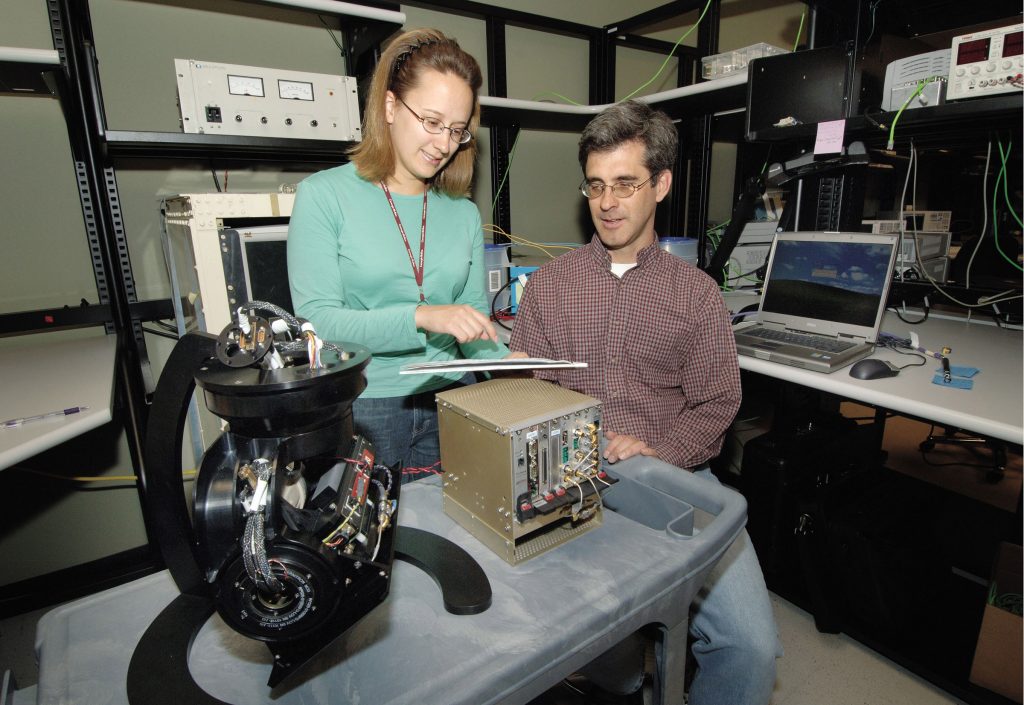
[398,98,473,145]
[580,174,657,199]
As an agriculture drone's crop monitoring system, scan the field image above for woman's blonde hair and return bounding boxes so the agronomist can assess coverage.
[349,28,482,198]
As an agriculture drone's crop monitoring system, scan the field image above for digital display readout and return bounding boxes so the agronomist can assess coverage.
[956,37,990,65]
[1003,32,1023,58]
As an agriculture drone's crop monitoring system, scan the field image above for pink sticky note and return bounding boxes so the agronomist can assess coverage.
[814,119,845,154]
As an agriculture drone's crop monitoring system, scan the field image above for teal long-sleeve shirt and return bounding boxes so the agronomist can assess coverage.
[288,163,508,398]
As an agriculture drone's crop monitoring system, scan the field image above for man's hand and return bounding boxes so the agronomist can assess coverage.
[505,351,529,360]
[603,430,658,463]
[414,304,498,343]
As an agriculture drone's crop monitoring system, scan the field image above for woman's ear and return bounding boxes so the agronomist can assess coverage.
[384,90,397,126]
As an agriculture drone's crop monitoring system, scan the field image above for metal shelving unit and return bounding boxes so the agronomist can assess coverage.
[749,94,1023,146]
[102,130,358,162]
[479,73,748,132]
[734,7,1021,705]
[408,0,736,254]
[0,0,403,615]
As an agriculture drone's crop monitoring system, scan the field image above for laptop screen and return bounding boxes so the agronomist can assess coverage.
[760,232,898,337]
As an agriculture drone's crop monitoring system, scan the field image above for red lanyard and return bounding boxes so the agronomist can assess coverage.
[380,182,428,303]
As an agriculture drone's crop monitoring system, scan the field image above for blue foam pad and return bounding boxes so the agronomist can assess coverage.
[932,374,973,389]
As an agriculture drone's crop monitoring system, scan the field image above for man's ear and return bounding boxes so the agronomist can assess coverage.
[654,169,673,203]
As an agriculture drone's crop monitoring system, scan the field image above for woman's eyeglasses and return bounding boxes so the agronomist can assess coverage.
[398,98,473,145]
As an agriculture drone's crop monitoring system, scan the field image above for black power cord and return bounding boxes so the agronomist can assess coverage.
[490,270,532,332]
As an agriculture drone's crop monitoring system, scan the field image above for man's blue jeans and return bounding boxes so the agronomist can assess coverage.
[582,467,781,704]
[686,467,782,705]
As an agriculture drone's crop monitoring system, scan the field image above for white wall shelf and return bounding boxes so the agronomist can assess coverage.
[0,46,60,94]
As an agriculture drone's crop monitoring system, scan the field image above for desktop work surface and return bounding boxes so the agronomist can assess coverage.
[33,461,745,705]
[0,332,117,471]
[735,311,1023,445]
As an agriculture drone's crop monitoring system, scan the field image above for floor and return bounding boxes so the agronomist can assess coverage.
[1,590,972,705]
[766,592,969,705]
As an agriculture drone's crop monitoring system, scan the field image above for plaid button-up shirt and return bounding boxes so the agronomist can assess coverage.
[510,236,741,469]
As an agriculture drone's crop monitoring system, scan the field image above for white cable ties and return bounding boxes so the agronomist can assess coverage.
[267,348,285,369]
[243,477,270,514]
[242,459,273,513]
[236,307,252,335]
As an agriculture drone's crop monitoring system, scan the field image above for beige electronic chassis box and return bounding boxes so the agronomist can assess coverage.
[437,378,614,565]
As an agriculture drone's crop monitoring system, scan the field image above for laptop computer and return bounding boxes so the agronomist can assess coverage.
[734,231,899,373]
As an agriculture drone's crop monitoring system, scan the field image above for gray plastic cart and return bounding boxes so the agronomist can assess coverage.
[30,456,745,705]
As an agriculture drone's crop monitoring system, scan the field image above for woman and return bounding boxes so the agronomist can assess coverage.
[288,28,509,473]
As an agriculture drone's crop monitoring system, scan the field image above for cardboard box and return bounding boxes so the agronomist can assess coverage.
[970,542,1023,703]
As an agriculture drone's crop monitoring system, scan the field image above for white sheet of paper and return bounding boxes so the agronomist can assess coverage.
[399,358,587,374]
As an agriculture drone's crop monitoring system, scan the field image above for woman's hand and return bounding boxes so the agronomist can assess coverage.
[415,304,498,343]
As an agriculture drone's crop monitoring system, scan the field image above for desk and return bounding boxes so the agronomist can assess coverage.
[504,293,1021,444]
[32,459,745,705]
[729,306,1021,705]
[0,331,118,471]
[734,312,1023,445]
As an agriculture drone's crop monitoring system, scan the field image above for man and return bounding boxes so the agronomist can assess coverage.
[511,100,780,705]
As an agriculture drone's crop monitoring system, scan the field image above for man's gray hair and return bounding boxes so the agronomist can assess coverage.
[578,100,679,175]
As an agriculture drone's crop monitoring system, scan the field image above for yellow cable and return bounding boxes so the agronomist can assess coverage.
[483,225,554,258]
[483,224,577,259]
[509,235,575,252]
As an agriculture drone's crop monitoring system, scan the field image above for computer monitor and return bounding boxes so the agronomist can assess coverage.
[221,225,293,315]
[745,45,857,141]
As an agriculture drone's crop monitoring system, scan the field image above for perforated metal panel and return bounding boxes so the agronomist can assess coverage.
[514,515,602,563]
[436,377,599,431]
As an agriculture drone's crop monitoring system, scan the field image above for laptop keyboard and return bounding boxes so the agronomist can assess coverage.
[743,327,857,353]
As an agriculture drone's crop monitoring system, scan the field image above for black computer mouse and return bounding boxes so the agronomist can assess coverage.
[848,358,900,380]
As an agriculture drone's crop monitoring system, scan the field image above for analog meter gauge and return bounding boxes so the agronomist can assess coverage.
[279,79,314,101]
[227,74,265,97]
